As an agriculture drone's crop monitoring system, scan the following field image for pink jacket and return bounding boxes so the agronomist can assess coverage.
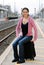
[16,16,38,41]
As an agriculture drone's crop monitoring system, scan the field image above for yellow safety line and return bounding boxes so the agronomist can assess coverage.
[15,63,20,65]
[26,60,44,64]
[15,60,44,65]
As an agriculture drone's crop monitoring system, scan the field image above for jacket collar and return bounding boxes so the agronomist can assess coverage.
[21,16,30,23]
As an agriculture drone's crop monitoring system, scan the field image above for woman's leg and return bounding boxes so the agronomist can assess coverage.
[12,36,23,60]
[18,36,33,61]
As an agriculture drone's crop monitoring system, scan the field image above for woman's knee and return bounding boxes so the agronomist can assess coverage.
[12,42,17,48]
[18,40,23,46]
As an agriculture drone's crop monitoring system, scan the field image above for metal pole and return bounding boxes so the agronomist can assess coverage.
[39,0,40,11]
[39,0,40,19]
[3,0,4,5]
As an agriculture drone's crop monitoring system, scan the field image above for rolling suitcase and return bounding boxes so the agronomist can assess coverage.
[23,41,36,59]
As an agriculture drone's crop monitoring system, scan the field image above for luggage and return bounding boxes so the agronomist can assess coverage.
[23,41,36,59]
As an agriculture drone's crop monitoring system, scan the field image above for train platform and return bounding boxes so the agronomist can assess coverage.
[0,38,44,65]
[0,20,44,65]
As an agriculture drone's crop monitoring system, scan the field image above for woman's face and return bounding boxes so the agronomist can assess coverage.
[22,9,29,17]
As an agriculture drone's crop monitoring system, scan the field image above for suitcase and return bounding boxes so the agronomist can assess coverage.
[23,41,36,59]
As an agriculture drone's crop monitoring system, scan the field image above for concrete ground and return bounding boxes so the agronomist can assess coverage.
[1,39,44,65]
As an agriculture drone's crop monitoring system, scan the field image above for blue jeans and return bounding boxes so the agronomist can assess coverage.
[13,36,33,61]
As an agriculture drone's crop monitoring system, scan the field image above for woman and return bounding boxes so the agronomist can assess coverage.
[12,7,38,64]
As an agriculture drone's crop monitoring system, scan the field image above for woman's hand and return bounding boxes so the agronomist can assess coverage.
[18,32,22,37]
[31,38,34,42]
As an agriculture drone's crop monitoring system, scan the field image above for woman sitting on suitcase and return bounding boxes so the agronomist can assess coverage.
[12,7,38,64]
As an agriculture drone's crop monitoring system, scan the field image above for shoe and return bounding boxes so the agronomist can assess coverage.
[12,59,18,62]
[17,60,25,64]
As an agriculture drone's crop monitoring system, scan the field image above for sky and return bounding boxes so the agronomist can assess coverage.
[0,0,44,14]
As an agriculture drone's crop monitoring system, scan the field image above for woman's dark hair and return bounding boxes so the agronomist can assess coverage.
[22,7,29,12]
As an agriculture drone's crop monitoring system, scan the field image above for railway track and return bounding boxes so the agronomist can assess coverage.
[0,25,17,55]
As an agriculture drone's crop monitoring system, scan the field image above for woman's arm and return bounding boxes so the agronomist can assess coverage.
[15,18,22,37]
[31,18,38,41]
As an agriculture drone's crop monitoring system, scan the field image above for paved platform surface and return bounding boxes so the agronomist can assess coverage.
[36,19,44,33]
[1,39,44,65]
